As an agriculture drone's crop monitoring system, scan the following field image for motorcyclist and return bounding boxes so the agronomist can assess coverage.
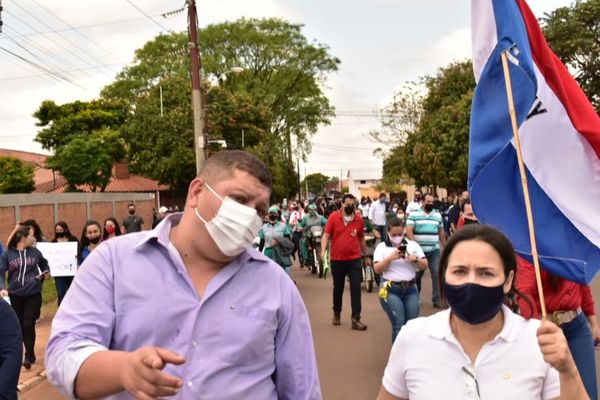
[298,204,327,269]
[258,206,293,274]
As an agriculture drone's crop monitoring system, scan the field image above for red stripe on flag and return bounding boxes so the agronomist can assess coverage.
[516,0,600,158]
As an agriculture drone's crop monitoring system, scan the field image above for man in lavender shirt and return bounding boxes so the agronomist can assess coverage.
[45,150,321,400]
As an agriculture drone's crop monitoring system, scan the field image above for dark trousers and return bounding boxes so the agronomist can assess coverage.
[292,231,302,260]
[375,225,387,242]
[331,259,362,318]
[54,276,74,306]
[10,292,42,360]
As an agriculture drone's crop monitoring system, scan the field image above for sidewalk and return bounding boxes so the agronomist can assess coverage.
[18,316,52,393]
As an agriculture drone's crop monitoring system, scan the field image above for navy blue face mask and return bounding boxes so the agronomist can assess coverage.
[443,282,505,324]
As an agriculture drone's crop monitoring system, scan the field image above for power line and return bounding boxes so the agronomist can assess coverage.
[7,15,167,38]
[125,0,170,32]
[29,0,125,65]
[0,62,122,82]
[0,45,85,89]
[6,6,114,77]
[3,24,97,81]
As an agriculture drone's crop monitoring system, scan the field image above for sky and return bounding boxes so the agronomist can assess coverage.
[0,0,572,180]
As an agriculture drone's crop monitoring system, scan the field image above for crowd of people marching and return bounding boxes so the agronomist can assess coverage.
[0,149,598,399]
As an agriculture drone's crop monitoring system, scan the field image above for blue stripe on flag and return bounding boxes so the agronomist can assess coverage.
[471,145,598,284]
[469,0,600,284]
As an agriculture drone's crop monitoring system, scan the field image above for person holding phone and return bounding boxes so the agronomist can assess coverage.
[374,218,428,342]
[0,224,50,370]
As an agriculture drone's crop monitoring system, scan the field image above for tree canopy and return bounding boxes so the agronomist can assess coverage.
[542,0,600,110]
[102,18,340,200]
[0,157,35,194]
[382,60,475,191]
[301,173,334,196]
[33,100,127,191]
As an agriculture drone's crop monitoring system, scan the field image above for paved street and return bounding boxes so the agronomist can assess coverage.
[19,263,600,399]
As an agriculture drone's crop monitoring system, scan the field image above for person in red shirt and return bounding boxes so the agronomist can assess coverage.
[516,257,600,400]
[321,194,370,331]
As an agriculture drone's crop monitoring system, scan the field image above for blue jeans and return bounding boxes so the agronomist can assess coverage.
[379,281,419,342]
[562,313,597,400]
[415,249,440,304]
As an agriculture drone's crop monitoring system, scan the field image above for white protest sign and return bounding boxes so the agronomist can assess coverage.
[36,242,78,277]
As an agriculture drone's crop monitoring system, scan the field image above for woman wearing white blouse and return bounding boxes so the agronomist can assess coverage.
[377,225,588,400]
[374,217,428,342]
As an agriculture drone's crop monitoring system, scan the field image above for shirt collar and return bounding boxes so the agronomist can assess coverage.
[133,212,268,264]
[427,305,519,343]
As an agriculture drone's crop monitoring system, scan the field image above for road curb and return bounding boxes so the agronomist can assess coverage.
[18,370,47,394]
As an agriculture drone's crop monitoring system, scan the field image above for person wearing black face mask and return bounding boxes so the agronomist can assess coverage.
[406,193,447,309]
[51,222,79,306]
[258,206,293,274]
[321,194,370,331]
[78,220,102,266]
[122,204,144,234]
[405,190,423,217]
[457,199,479,230]
[377,225,589,400]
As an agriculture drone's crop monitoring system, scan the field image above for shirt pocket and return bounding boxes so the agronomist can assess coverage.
[218,304,277,365]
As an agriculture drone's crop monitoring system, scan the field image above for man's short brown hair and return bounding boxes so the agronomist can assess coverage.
[199,150,272,189]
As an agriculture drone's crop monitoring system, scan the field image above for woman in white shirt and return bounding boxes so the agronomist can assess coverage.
[377,224,588,400]
[374,218,428,342]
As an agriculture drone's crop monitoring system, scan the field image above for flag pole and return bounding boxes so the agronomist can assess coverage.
[500,50,547,319]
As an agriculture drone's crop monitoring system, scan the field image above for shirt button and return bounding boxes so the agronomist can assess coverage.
[192,341,198,347]
[187,381,193,388]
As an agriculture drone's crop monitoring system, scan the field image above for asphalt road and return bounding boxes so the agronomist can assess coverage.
[20,265,600,399]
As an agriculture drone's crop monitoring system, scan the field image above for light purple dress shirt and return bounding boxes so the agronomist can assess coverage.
[45,214,321,399]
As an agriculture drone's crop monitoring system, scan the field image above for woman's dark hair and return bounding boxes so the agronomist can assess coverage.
[78,220,102,260]
[8,225,33,249]
[438,224,534,314]
[384,217,405,247]
[102,217,122,240]
[52,221,78,243]
[22,219,45,242]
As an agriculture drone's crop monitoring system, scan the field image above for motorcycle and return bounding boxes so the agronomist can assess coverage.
[361,232,377,292]
[306,225,324,278]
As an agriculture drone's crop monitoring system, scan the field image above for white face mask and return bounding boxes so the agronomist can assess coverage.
[194,183,263,257]
[389,235,404,246]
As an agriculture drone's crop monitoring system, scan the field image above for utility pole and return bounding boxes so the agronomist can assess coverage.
[187,0,204,175]
[296,158,301,200]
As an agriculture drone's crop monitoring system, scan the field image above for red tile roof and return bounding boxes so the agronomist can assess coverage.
[1,149,170,194]
[40,175,169,193]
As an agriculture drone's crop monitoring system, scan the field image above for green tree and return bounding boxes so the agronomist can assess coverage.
[46,132,121,192]
[369,84,423,158]
[102,18,339,199]
[382,60,475,190]
[542,0,600,110]
[0,157,35,194]
[301,173,331,195]
[33,99,127,151]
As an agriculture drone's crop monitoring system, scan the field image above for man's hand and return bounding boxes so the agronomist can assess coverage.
[120,347,186,399]
[0,289,8,297]
[537,320,576,374]
[271,239,278,246]
[363,256,372,267]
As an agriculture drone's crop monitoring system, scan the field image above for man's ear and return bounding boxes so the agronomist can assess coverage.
[187,178,206,208]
